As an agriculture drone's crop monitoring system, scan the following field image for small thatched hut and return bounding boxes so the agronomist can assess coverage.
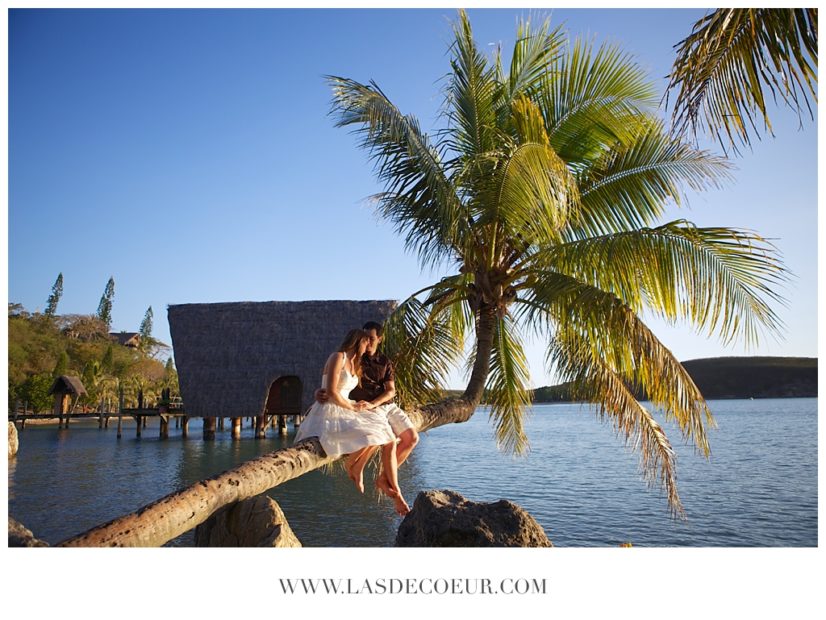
[48,375,87,415]
[167,300,397,421]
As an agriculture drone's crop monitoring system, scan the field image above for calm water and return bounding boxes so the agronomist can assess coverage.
[8,398,817,547]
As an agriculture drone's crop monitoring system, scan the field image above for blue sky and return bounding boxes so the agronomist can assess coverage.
[7,8,818,388]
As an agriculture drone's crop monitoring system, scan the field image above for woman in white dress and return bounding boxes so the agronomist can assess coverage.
[294,329,410,515]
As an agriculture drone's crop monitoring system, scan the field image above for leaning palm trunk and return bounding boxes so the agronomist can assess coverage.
[57,319,497,547]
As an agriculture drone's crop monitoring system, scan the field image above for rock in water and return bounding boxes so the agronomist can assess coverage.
[395,489,552,547]
[194,495,301,547]
[8,422,18,458]
[9,517,49,547]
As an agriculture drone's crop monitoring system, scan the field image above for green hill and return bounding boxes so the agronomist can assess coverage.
[533,357,817,402]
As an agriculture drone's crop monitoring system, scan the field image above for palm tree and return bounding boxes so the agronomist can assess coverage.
[665,8,818,153]
[328,10,785,517]
[59,11,785,546]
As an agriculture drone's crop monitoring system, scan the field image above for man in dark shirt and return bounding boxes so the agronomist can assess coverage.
[316,320,419,497]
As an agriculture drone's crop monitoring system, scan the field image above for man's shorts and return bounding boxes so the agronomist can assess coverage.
[374,403,416,436]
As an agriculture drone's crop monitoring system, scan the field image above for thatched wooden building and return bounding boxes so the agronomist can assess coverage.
[49,375,87,417]
[167,300,397,423]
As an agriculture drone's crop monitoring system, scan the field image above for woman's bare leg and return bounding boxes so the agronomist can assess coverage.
[345,446,377,493]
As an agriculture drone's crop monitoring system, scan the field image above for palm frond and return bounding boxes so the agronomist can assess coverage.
[327,76,467,270]
[485,312,532,454]
[548,328,685,518]
[538,37,659,165]
[383,289,469,409]
[569,120,732,237]
[519,272,715,457]
[486,98,580,245]
[531,221,787,346]
[665,8,818,152]
[503,14,566,106]
[443,10,500,159]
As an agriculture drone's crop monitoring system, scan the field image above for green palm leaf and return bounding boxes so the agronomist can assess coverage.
[549,327,685,518]
[519,272,713,457]
[383,289,469,409]
[327,76,468,270]
[571,120,732,238]
[539,37,659,165]
[485,313,532,454]
[666,8,818,152]
[533,221,787,346]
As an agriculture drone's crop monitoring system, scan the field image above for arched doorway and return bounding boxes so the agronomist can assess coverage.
[264,376,303,415]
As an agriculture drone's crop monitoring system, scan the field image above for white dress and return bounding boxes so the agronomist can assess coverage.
[294,354,397,458]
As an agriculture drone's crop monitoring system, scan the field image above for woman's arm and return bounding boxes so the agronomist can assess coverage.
[324,352,356,410]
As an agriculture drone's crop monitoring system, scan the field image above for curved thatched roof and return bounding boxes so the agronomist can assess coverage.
[49,375,87,396]
[167,300,397,419]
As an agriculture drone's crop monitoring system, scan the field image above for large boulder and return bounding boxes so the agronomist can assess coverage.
[9,422,18,458]
[396,489,552,547]
[9,517,49,547]
[194,495,301,547]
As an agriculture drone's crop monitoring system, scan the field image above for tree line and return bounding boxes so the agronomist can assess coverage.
[8,273,178,413]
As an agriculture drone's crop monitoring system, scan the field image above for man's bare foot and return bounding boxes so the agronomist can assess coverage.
[375,476,398,498]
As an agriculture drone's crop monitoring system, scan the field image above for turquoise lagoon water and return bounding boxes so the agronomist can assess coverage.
[7,398,817,547]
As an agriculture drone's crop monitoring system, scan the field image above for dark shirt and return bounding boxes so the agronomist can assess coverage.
[349,352,394,402]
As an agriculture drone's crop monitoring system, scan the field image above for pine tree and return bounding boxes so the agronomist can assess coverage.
[45,273,64,318]
[96,277,115,330]
[139,306,153,339]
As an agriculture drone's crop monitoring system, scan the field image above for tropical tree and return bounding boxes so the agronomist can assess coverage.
[665,8,818,153]
[96,276,115,330]
[58,11,786,546]
[45,272,63,318]
[327,11,785,516]
[139,306,153,340]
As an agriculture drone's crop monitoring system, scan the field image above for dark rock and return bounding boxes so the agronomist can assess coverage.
[194,495,301,547]
[9,517,49,547]
[395,489,552,547]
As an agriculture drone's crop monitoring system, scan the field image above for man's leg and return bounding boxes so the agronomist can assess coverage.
[395,427,419,467]
[375,404,418,492]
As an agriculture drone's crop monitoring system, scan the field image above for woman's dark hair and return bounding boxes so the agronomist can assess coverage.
[362,321,384,337]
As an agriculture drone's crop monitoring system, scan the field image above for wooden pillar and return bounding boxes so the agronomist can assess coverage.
[270,415,277,429]
[231,417,241,440]
[218,416,225,431]
[203,417,216,440]
[159,415,169,439]
[181,416,189,438]
[278,415,288,436]
[293,415,301,429]
[136,416,142,438]
[142,415,148,428]
[255,415,266,439]
[55,393,64,428]
[116,415,123,439]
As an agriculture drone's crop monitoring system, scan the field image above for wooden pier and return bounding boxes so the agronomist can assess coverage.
[9,406,302,441]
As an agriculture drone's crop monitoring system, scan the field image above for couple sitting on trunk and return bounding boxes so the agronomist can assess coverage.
[294,321,419,516]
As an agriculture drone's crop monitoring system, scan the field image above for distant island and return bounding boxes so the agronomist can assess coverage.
[532,357,817,402]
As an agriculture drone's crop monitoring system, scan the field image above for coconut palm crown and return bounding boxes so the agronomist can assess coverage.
[328,11,786,517]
